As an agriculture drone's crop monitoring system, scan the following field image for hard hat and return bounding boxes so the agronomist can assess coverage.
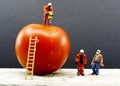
[48,2,52,6]
[80,49,84,53]
[96,52,99,55]
[97,49,101,53]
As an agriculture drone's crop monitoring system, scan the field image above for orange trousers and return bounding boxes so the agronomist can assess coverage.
[43,14,50,25]
[77,64,85,75]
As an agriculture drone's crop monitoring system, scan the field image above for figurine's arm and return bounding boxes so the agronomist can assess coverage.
[100,55,104,67]
[84,55,87,65]
[91,56,95,65]
[75,54,79,65]
[75,54,79,62]
[50,6,53,12]
[44,6,48,14]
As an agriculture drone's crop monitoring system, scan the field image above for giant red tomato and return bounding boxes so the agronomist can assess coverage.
[15,24,70,75]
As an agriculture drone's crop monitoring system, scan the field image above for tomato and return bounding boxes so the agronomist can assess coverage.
[15,24,70,75]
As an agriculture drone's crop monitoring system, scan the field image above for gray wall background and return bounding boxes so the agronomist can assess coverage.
[0,0,120,68]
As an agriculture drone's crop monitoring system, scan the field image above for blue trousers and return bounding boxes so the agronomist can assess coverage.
[92,62,99,75]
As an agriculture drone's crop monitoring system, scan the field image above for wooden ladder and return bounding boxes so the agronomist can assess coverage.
[25,36,38,80]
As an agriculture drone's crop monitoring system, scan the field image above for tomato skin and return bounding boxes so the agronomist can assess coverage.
[15,24,70,75]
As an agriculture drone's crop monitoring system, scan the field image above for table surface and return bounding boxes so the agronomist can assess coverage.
[0,68,120,86]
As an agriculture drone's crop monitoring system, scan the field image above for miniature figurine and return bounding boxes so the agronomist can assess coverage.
[43,2,54,25]
[75,49,87,76]
[91,50,104,75]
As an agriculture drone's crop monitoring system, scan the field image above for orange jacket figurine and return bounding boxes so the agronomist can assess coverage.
[75,49,87,76]
[43,2,53,26]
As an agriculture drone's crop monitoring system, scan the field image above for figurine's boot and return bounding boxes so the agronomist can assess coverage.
[81,74,84,76]
[92,70,96,75]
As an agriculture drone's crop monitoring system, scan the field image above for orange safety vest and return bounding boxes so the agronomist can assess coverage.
[92,54,103,65]
[44,5,53,15]
[76,53,87,65]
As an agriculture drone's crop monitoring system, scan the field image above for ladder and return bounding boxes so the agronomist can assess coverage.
[25,36,38,80]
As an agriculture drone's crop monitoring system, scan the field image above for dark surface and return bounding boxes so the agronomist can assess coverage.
[0,0,120,68]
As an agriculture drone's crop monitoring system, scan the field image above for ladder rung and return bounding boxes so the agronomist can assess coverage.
[28,59,33,61]
[29,48,34,50]
[27,69,33,71]
[30,45,35,47]
[28,61,33,64]
[29,56,33,58]
[29,49,36,52]
[27,58,33,60]
[30,42,35,44]
[30,42,35,43]
[26,71,32,74]
[29,49,35,52]
[29,52,34,54]
[26,74,33,76]
[28,63,33,65]
[28,59,33,62]
[27,66,33,68]
[30,46,35,48]
[28,55,34,57]
[30,49,35,50]
[31,39,36,41]
[29,53,34,55]
[27,69,32,72]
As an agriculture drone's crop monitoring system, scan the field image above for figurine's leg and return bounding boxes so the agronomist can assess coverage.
[95,63,99,75]
[81,66,84,76]
[43,14,47,25]
[79,66,82,75]
[48,19,50,25]
[77,65,80,76]
[92,63,96,75]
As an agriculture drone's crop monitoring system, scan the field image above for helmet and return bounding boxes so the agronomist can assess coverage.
[97,49,101,53]
[48,2,52,6]
[80,49,84,53]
